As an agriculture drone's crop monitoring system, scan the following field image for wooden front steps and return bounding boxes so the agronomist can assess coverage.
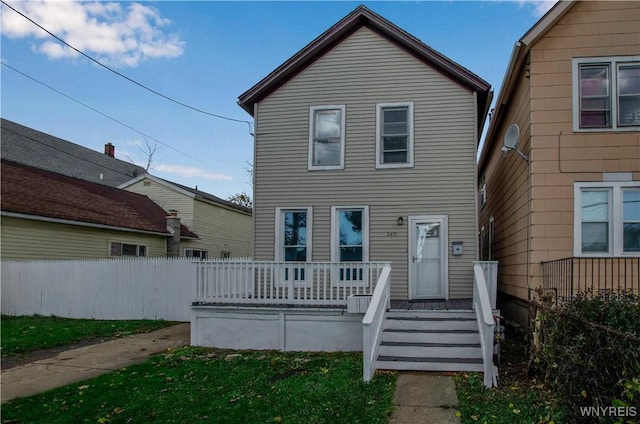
[376,310,484,372]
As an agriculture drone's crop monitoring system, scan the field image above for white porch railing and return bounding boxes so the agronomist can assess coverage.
[194,261,389,306]
[362,265,391,381]
[473,261,499,387]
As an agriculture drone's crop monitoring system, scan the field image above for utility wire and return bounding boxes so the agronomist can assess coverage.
[2,61,207,165]
[1,0,253,134]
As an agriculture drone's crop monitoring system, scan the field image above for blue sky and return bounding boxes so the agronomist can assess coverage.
[1,0,554,199]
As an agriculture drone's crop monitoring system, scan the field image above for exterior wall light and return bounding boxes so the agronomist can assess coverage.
[397,216,403,226]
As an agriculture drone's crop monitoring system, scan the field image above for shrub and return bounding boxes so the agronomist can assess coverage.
[533,291,640,422]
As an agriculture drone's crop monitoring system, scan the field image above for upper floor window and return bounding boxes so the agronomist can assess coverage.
[480,174,487,208]
[110,242,146,257]
[573,57,640,131]
[574,182,640,256]
[308,105,345,170]
[376,102,414,168]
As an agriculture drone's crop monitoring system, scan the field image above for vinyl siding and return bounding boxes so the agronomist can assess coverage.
[181,198,252,259]
[528,0,640,287]
[480,0,640,307]
[480,69,532,301]
[124,179,195,229]
[254,28,478,299]
[0,216,167,259]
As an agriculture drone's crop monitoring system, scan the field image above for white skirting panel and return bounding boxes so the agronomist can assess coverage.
[191,306,364,352]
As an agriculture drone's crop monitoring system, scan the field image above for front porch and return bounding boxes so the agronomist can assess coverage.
[190,260,499,387]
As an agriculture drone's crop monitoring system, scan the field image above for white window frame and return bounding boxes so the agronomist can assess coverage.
[308,105,346,170]
[330,206,369,287]
[572,56,640,132]
[574,182,640,257]
[275,207,313,285]
[109,241,147,257]
[376,102,414,169]
[184,248,209,259]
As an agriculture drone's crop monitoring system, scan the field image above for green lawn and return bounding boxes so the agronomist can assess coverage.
[1,315,176,356]
[455,373,565,424]
[2,348,397,424]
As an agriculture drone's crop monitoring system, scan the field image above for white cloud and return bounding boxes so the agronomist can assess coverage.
[517,0,557,17]
[153,164,234,181]
[0,0,185,67]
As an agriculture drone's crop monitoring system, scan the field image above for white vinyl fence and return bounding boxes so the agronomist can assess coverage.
[1,258,220,321]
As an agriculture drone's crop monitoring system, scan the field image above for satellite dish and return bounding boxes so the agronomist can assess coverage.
[503,124,520,150]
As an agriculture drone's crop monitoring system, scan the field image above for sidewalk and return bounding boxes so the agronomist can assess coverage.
[390,373,462,424]
[1,323,190,402]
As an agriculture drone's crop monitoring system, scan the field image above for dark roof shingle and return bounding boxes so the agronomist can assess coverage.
[1,160,197,238]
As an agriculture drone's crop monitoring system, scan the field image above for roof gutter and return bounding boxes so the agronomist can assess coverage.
[1,211,172,237]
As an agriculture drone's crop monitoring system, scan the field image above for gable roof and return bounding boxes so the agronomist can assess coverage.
[238,5,492,133]
[1,118,146,187]
[119,174,253,215]
[478,0,576,172]
[1,160,198,238]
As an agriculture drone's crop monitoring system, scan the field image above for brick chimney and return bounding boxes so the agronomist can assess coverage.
[166,210,181,257]
[104,142,115,158]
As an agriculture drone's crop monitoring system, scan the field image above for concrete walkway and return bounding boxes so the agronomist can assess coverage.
[1,323,190,402]
[390,373,462,424]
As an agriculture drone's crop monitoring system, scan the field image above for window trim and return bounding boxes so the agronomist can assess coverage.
[375,102,414,169]
[574,182,640,257]
[330,206,369,287]
[109,241,147,257]
[572,56,640,132]
[184,248,209,259]
[308,105,346,170]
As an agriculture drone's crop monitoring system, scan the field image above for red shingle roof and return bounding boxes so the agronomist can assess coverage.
[1,160,198,238]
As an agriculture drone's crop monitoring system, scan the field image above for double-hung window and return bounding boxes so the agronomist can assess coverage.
[574,182,640,256]
[275,207,312,283]
[185,248,208,259]
[573,57,640,131]
[308,105,345,170]
[376,102,414,168]
[331,206,369,285]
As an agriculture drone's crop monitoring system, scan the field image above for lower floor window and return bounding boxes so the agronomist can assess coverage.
[110,242,146,257]
[185,249,208,259]
[331,206,369,282]
[575,182,640,256]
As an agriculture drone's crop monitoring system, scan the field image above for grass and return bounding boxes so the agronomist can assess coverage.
[1,347,397,424]
[1,315,176,356]
[454,372,565,424]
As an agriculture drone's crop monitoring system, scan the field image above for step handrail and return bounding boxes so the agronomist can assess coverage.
[473,262,497,387]
[362,264,391,381]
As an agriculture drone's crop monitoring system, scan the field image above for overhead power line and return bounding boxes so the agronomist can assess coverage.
[2,61,206,165]
[1,0,253,134]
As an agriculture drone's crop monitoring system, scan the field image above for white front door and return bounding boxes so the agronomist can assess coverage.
[409,215,448,299]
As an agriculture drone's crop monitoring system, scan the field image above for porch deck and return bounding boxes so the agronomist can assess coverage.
[390,298,473,311]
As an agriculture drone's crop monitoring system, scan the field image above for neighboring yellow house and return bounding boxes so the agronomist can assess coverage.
[478,0,639,325]
[120,174,252,260]
[1,161,199,259]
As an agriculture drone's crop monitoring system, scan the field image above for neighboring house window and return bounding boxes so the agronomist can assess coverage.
[376,102,414,168]
[275,207,313,283]
[185,249,208,259]
[220,251,231,259]
[331,206,369,284]
[573,57,640,131]
[110,242,146,257]
[308,105,345,170]
[574,182,640,256]
[488,217,494,261]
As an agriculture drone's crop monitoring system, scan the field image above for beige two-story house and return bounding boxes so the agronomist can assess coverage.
[238,5,492,301]
[478,0,639,325]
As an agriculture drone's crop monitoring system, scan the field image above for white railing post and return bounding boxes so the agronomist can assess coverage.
[362,264,391,382]
[473,262,498,388]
